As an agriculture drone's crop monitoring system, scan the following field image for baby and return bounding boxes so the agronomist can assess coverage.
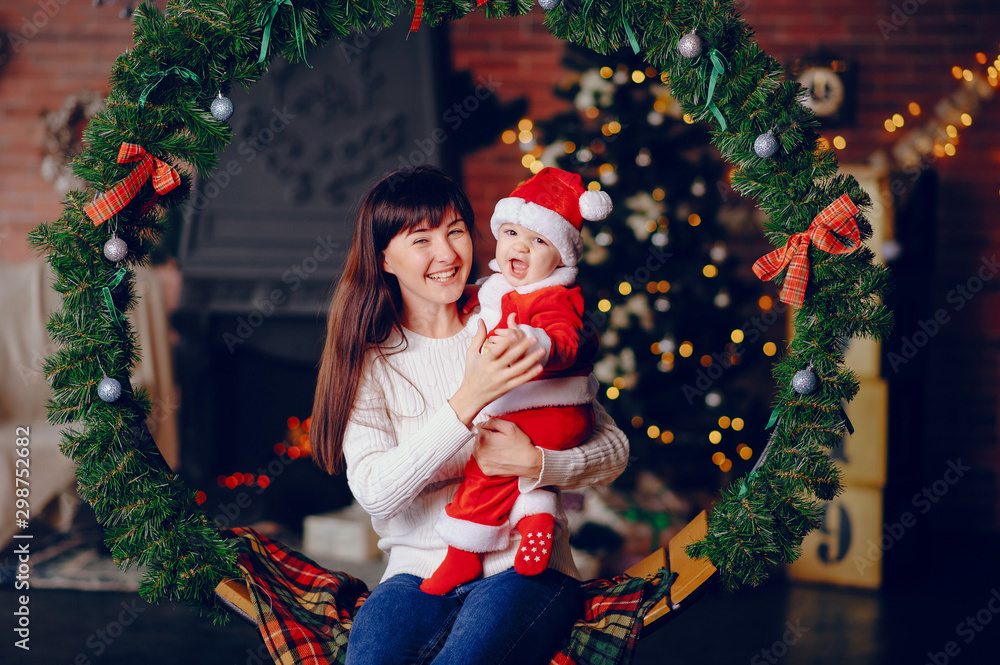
[421,167,613,595]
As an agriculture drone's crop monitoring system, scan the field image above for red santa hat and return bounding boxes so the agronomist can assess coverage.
[490,167,613,268]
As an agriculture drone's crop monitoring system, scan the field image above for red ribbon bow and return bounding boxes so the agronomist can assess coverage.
[84,143,181,226]
[752,194,861,308]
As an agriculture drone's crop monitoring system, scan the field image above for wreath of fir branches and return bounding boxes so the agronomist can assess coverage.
[28,0,891,622]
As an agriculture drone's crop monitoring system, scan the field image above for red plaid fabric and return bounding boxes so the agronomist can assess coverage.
[228,528,673,665]
[752,194,860,308]
[84,143,181,226]
[409,0,424,32]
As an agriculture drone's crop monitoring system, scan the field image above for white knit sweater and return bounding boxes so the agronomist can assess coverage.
[342,326,629,584]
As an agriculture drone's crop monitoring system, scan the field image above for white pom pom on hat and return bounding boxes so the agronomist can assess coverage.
[490,167,614,268]
[579,189,613,222]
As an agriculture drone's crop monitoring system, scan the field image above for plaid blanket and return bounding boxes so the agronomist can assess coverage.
[230,528,673,665]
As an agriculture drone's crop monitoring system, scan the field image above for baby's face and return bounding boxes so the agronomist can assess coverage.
[495,223,562,288]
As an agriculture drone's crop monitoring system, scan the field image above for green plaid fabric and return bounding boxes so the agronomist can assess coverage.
[230,529,673,665]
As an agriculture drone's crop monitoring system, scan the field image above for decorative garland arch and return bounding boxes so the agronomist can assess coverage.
[28,0,891,622]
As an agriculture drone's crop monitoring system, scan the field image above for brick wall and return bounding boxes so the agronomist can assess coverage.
[0,0,136,262]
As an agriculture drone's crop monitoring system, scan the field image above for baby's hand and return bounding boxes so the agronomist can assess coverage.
[486,314,533,352]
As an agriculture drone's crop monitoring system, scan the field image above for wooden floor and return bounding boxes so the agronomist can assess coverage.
[2,530,999,664]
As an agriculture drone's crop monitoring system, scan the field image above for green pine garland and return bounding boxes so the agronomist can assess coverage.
[27,0,891,620]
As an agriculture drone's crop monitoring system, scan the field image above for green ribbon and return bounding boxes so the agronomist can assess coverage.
[737,470,758,498]
[102,267,128,328]
[256,0,312,69]
[621,5,640,55]
[138,66,201,108]
[702,48,727,131]
[765,405,782,430]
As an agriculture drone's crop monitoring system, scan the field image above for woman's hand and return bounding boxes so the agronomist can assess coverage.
[448,314,544,427]
[474,418,543,480]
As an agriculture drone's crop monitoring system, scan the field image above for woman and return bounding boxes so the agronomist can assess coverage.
[311,165,628,665]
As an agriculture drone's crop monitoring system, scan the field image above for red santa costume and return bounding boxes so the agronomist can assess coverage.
[421,168,613,595]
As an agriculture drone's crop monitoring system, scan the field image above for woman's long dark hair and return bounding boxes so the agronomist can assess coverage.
[312,165,475,474]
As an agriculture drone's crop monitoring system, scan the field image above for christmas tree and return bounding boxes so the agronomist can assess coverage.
[522,46,775,494]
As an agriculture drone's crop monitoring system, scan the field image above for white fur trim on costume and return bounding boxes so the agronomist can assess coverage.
[434,511,512,553]
[473,272,514,332]
[485,374,598,416]
[491,198,583,267]
[510,490,568,531]
[579,190,613,221]
[518,325,552,365]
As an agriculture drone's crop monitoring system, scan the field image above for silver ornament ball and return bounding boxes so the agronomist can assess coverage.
[538,0,561,9]
[103,235,128,262]
[754,131,779,158]
[98,376,122,402]
[792,369,819,395]
[678,32,703,59]
[211,93,234,121]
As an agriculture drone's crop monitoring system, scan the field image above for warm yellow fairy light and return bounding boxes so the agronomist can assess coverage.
[601,124,613,137]
[699,355,712,368]
[961,113,973,126]
[688,213,702,226]
[606,386,620,399]
[660,430,674,444]
[708,430,722,444]
[990,67,998,78]
[719,416,732,428]
[646,67,658,78]
[963,69,974,82]
[731,330,744,344]
[934,144,946,158]
[588,181,601,191]
[521,154,535,168]
[720,459,733,472]
[909,102,921,116]
[585,107,600,119]
[833,136,847,150]
[652,187,665,201]
[658,280,670,293]
[502,130,517,144]
[563,141,576,153]
[892,114,905,127]
[608,121,622,133]
[519,130,533,143]
[518,118,533,131]
[632,70,646,84]
[763,342,777,356]
[758,295,773,310]
[600,66,614,79]
[884,119,897,133]
[944,143,957,156]
[647,282,658,294]
[631,416,643,428]
[683,113,695,124]
[618,282,632,295]
[951,66,964,79]
[739,446,753,460]
[647,425,661,439]
[977,52,988,64]
[712,452,725,465]
[529,160,545,174]
[613,377,625,389]
[597,299,611,312]
[947,125,959,138]
[644,220,657,233]
[678,342,694,357]
[703,265,718,278]
[731,417,745,431]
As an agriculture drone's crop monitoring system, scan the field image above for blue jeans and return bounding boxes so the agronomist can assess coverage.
[345,569,583,665]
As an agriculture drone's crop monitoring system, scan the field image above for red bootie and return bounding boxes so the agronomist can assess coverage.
[514,513,556,576]
[420,546,483,595]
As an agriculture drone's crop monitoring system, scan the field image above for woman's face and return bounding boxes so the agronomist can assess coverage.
[382,207,473,314]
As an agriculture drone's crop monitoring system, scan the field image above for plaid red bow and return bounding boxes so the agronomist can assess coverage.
[84,143,181,226]
[752,194,861,308]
